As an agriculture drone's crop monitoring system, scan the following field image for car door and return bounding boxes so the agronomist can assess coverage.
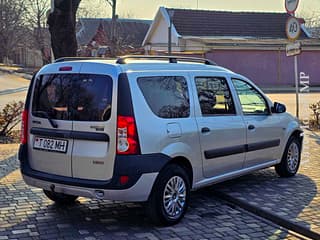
[71,63,118,181]
[192,74,246,178]
[232,78,284,167]
[29,73,75,177]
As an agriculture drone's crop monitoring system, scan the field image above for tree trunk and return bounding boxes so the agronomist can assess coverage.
[47,0,81,60]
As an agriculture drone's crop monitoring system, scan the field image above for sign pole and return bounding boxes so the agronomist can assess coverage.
[294,55,299,118]
[285,0,300,118]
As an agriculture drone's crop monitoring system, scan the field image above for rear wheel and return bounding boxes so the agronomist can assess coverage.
[43,189,78,204]
[147,164,190,226]
[275,137,301,177]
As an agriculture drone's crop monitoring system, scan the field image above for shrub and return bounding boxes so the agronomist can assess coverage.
[309,101,320,129]
[0,101,24,137]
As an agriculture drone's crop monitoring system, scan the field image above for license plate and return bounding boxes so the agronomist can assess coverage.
[33,136,68,153]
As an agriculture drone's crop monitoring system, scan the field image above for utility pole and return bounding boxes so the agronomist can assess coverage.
[106,0,117,56]
[168,10,174,56]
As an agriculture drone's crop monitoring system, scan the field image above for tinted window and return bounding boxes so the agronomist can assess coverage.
[195,77,235,115]
[32,74,113,121]
[138,76,190,118]
[232,79,269,115]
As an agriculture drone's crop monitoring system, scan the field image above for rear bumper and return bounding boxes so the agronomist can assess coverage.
[19,144,170,201]
[22,172,158,202]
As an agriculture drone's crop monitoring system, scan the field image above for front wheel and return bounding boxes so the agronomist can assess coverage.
[43,189,78,204]
[147,164,190,226]
[275,137,301,177]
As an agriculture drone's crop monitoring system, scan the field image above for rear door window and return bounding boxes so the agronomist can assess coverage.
[32,74,113,121]
[137,76,190,118]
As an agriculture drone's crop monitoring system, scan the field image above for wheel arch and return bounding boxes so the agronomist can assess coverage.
[167,156,193,187]
[280,129,304,161]
[282,125,304,154]
[289,129,304,145]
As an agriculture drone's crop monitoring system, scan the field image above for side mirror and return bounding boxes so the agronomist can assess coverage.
[272,102,286,113]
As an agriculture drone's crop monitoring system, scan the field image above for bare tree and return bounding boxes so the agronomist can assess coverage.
[47,0,81,59]
[304,15,320,38]
[298,10,320,38]
[0,0,29,62]
[25,0,51,64]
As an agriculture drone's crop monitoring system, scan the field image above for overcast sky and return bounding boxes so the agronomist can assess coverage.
[82,0,320,19]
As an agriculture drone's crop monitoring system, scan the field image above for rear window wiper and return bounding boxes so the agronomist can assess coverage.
[32,111,58,128]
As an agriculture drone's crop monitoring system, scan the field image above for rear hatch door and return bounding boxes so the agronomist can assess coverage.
[71,63,118,181]
[28,63,82,177]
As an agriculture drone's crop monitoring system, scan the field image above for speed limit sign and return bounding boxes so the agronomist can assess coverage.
[286,16,301,41]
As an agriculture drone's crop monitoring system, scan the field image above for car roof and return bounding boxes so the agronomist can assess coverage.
[49,56,234,74]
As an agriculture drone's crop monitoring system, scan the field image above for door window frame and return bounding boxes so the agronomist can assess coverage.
[231,78,271,116]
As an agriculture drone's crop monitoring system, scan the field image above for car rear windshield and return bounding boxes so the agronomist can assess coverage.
[32,74,113,121]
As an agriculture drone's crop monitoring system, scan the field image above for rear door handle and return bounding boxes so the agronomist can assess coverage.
[248,125,255,130]
[201,127,210,133]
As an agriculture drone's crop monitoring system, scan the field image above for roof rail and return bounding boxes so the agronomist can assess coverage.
[116,55,217,65]
[54,57,114,63]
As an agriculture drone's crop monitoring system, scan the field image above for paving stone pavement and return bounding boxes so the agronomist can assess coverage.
[215,130,320,236]
[0,134,318,239]
[0,170,304,240]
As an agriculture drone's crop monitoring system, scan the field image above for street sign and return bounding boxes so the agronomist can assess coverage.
[284,0,301,119]
[286,16,301,41]
[286,42,301,57]
[285,0,299,14]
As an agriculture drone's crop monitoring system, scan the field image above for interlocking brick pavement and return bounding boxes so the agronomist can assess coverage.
[215,130,320,237]
[0,134,318,239]
[0,170,303,240]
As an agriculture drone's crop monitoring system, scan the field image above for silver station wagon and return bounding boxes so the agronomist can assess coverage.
[19,56,303,225]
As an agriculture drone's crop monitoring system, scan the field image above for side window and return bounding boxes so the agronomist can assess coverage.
[232,79,269,115]
[195,77,235,115]
[137,76,190,118]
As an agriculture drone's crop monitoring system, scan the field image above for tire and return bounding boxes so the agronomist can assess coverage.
[146,164,190,226]
[43,189,78,204]
[275,136,301,177]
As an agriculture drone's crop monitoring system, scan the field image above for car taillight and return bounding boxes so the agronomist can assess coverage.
[117,115,140,155]
[20,110,28,144]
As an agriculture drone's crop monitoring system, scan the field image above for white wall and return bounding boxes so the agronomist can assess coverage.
[148,16,179,45]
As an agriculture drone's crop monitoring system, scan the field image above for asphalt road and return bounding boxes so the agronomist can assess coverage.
[267,93,320,121]
[0,73,29,109]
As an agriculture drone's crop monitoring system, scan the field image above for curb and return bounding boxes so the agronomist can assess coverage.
[215,190,320,240]
[0,68,14,74]
[0,69,32,80]
[0,154,19,179]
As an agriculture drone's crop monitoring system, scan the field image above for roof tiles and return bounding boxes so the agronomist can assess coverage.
[168,8,308,39]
